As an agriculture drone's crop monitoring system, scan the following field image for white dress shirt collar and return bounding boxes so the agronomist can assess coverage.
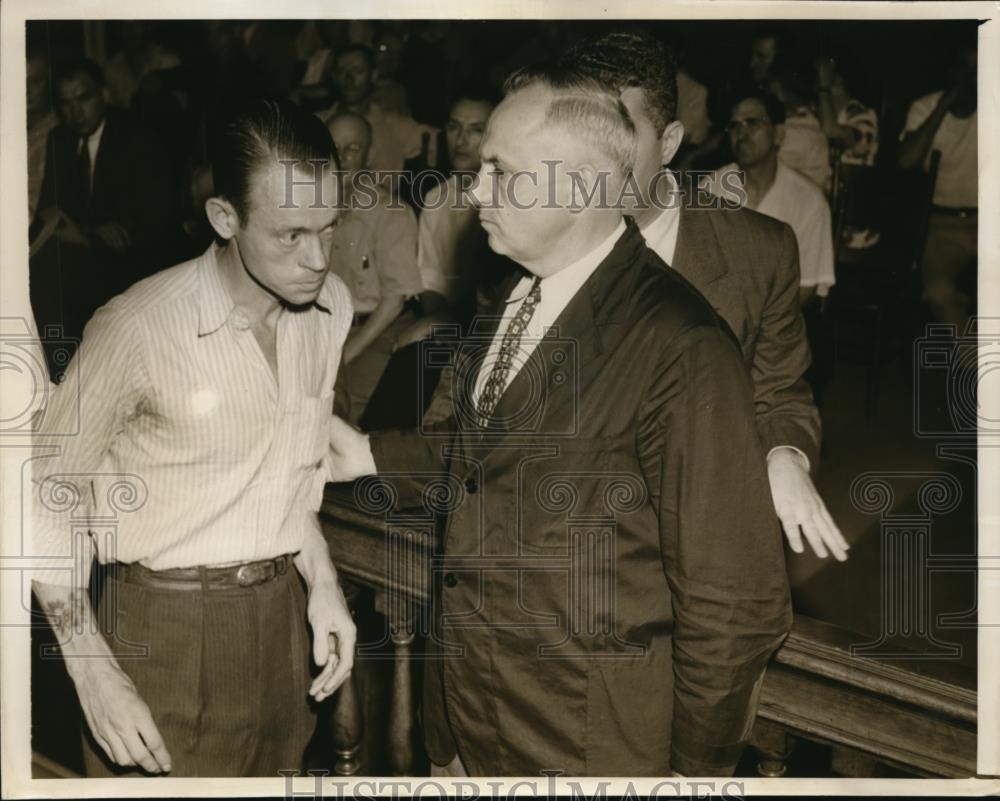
[636,170,682,266]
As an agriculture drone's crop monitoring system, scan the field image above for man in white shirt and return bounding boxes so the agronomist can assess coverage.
[899,40,977,329]
[325,69,791,778]
[393,93,498,357]
[708,88,836,304]
[318,44,437,182]
[31,99,356,777]
[325,111,422,424]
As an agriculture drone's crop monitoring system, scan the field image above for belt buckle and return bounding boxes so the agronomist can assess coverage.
[236,563,268,587]
[236,560,280,587]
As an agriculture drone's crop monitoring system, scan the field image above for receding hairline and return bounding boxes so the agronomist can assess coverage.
[327,111,373,142]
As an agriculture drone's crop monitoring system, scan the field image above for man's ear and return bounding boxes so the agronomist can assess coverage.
[566,161,602,211]
[660,120,686,167]
[205,196,239,240]
[774,123,785,149]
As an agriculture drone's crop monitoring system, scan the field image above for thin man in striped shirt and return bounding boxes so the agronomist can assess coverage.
[31,99,356,777]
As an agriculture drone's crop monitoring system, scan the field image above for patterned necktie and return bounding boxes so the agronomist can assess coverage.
[476,276,542,427]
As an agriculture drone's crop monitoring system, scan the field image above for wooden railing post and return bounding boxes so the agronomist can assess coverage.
[330,581,363,776]
[387,601,417,776]
[750,718,796,778]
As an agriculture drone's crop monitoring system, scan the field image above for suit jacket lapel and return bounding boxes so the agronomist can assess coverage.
[482,220,647,440]
[674,202,729,286]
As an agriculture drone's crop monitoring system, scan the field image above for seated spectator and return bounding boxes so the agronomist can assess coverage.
[749,28,787,87]
[769,70,832,191]
[291,21,349,111]
[815,56,879,167]
[372,25,412,117]
[706,87,835,306]
[414,94,496,324]
[325,112,423,424]
[26,48,57,219]
[898,39,977,330]
[31,58,174,375]
[103,21,181,108]
[319,44,438,182]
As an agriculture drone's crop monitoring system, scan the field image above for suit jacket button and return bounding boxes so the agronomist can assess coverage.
[444,573,459,588]
[464,477,478,494]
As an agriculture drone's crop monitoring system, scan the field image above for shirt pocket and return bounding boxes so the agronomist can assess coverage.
[287,391,335,471]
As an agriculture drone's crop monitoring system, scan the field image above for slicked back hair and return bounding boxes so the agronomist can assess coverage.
[559,30,678,136]
[209,98,340,221]
[503,64,637,180]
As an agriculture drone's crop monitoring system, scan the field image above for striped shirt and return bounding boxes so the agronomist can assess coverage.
[31,244,353,586]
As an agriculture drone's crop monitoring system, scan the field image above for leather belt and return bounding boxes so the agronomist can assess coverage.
[111,554,293,591]
[931,205,977,218]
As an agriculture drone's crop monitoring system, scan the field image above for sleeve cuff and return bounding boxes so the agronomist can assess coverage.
[767,444,810,473]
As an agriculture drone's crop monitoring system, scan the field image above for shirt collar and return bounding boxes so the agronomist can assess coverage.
[504,219,627,306]
[197,243,334,337]
[197,243,238,336]
[637,170,682,243]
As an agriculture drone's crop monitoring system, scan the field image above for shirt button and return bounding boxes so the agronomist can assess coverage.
[464,477,478,494]
[444,573,459,588]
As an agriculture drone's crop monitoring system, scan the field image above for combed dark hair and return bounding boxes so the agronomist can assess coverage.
[209,98,339,220]
[448,81,501,112]
[727,85,787,126]
[558,30,678,135]
[502,62,637,178]
[335,43,375,71]
[53,57,105,89]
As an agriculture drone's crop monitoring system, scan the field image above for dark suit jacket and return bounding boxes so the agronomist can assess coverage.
[36,107,173,271]
[673,202,821,467]
[370,220,793,776]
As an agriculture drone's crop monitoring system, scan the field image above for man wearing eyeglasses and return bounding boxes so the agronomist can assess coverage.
[707,88,836,306]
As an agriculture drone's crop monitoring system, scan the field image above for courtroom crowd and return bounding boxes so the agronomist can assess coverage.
[24,19,978,779]
[27,20,978,422]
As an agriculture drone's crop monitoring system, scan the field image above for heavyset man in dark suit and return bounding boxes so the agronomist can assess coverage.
[329,68,793,776]
[560,31,849,561]
[30,58,174,375]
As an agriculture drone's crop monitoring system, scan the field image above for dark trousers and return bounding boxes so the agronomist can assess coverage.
[82,565,317,777]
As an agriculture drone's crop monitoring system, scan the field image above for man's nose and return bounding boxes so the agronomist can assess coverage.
[470,167,492,207]
[301,235,328,272]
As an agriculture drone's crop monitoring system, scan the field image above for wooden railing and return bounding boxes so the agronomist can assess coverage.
[319,482,977,778]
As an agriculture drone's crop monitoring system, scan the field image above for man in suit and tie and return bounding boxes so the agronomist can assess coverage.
[560,31,849,562]
[31,57,174,375]
[328,67,792,776]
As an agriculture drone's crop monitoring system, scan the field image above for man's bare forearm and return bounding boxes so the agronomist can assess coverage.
[344,295,405,363]
[898,95,951,170]
[33,580,115,675]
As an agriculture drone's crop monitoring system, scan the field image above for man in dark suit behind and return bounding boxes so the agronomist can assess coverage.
[561,31,850,562]
[328,69,792,776]
[31,57,174,375]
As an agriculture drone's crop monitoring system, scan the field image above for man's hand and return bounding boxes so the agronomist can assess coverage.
[328,415,377,482]
[393,317,437,351]
[93,221,132,252]
[72,657,172,773]
[34,580,171,773]
[306,577,357,702]
[768,447,849,561]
